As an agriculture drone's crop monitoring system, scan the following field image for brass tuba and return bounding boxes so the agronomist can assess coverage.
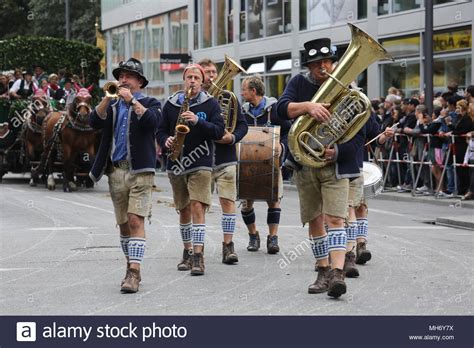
[208,55,247,133]
[168,87,192,161]
[288,23,393,168]
[103,81,120,98]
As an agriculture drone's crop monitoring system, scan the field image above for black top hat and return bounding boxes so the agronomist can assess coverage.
[302,38,338,66]
[22,69,33,76]
[407,98,420,106]
[112,58,149,88]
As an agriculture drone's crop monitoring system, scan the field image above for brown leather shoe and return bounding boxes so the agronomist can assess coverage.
[222,241,238,264]
[343,251,360,278]
[190,252,205,275]
[121,268,140,293]
[308,266,331,294]
[356,241,372,265]
[462,192,473,200]
[327,268,347,298]
[177,249,193,271]
[121,263,141,286]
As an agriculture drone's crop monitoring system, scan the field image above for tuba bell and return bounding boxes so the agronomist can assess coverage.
[288,23,393,168]
[103,81,120,98]
[208,55,247,133]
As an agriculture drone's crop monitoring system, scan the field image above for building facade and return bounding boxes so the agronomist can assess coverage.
[101,0,473,104]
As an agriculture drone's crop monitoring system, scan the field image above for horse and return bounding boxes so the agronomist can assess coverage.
[23,90,51,186]
[40,89,96,192]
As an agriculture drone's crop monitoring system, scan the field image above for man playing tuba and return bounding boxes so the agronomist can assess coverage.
[198,58,248,265]
[276,38,366,299]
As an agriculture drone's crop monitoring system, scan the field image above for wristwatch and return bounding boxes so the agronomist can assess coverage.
[130,97,138,106]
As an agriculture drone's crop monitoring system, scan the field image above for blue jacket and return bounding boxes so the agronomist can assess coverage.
[214,99,248,168]
[276,72,365,179]
[157,91,225,175]
[89,96,162,182]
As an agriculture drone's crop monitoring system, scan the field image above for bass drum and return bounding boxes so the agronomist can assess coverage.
[362,161,383,199]
[237,126,281,201]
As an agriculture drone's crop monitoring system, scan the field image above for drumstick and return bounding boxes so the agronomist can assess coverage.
[365,122,399,146]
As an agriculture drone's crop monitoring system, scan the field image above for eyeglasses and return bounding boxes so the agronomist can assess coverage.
[118,60,141,70]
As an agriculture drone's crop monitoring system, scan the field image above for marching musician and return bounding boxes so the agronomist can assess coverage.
[89,57,162,293]
[198,58,248,265]
[276,38,365,298]
[240,75,291,254]
[156,64,225,275]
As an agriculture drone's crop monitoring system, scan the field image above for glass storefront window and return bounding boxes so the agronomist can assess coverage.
[266,0,283,37]
[202,0,212,48]
[378,0,389,15]
[433,27,471,53]
[240,0,247,40]
[267,74,290,98]
[392,0,420,13]
[148,15,165,81]
[433,55,471,93]
[146,86,165,105]
[228,1,234,44]
[247,0,263,40]
[170,8,188,53]
[381,60,420,98]
[130,21,145,62]
[217,0,227,45]
[381,35,420,58]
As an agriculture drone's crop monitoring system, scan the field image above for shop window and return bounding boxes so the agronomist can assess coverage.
[131,21,145,61]
[380,60,420,98]
[228,0,234,44]
[307,0,357,29]
[433,27,471,53]
[148,15,165,81]
[265,0,291,37]
[242,57,264,74]
[392,0,421,13]
[267,74,290,98]
[247,0,264,40]
[217,0,228,45]
[433,55,471,93]
[267,54,291,72]
[381,35,420,58]
[202,0,213,48]
[170,8,188,53]
[111,26,126,68]
[240,0,247,41]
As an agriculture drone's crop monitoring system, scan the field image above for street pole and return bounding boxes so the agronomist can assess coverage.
[65,0,70,40]
[424,0,433,115]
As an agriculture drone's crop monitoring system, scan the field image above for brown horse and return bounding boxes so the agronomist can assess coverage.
[24,90,51,186]
[40,89,96,192]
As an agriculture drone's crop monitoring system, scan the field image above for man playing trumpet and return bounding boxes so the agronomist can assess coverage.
[156,64,225,275]
[89,57,162,293]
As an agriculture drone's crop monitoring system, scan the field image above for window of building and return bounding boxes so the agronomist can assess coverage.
[378,0,389,15]
[381,35,421,58]
[378,0,422,15]
[299,0,307,30]
[358,0,367,19]
[170,83,185,94]
[247,0,264,40]
[170,8,188,53]
[265,0,291,37]
[111,26,126,68]
[380,59,420,97]
[148,15,165,82]
[202,0,213,48]
[433,27,471,53]
[306,0,357,30]
[146,86,166,105]
[242,57,265,74]
[433,55,471,93]
[267,74,290,98]
[130,21,145,62]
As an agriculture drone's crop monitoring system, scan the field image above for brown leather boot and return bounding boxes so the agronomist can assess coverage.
[222,241,238,264]
[308,266,331,294]
[177,249,193,271]
[121,263,141,286]
[190,252,205,275]
[327,268,347,298]
[343,251,360,278]
[121,268,140,293]
[356,241,372,265]
[267,235,280,254]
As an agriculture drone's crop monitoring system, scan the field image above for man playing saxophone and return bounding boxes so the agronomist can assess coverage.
[276,38,366,298]
[198,58,248,265]
[156,64,225,275]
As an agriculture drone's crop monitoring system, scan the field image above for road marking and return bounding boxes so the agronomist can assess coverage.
[387,225,450,229]
[5,188,26,193]
[29,226,99,231]
[0,268,43,272]
[369,208,407,217]
[45,196,114,214]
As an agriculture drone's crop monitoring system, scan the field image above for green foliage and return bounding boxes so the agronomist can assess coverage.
[0,36,103,85]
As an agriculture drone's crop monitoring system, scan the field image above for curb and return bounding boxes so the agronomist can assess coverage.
[436,217,474,230]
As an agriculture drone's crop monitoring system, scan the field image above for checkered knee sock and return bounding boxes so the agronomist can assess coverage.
[346,221,357,242]
[180,222,192,243]
[128,238,146,264]
[309,235,328,260]
[120,235,130,257]
[356,218,368,241]
[327,228,347,253]
[192,224,206,246]
[222,214,236,235]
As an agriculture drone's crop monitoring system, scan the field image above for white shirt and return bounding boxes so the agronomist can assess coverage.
[10,79,37,93]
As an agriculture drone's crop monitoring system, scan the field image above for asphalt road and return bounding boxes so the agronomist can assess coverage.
[0,173,472,315]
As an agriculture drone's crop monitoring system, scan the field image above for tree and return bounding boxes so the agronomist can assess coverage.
[0,0,31,39]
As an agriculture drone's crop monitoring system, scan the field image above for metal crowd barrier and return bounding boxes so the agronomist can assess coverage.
[367,132,473,197]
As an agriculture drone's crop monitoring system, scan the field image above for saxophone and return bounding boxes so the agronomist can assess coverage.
[168,87,192,161]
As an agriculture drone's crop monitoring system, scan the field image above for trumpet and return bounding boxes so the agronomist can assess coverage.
[103,81,123,98]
